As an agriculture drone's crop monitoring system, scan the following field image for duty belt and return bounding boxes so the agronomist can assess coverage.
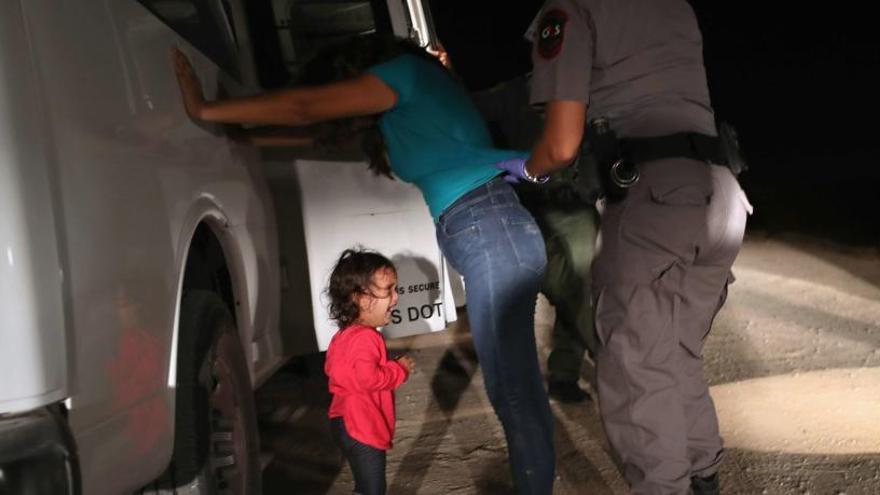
[602,132,726,202]
[581,120,747,203]
[618,132,726,167]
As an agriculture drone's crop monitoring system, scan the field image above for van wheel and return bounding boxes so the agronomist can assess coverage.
[153,291,261,494]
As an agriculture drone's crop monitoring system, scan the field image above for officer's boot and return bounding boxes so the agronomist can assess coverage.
[547,379,590,403]
[690,472,720,495]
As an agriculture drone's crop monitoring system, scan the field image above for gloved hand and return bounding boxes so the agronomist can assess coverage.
[493,157,548,184]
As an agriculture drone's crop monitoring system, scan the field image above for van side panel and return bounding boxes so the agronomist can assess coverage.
[0,1,67,414]
[18,0,282,492]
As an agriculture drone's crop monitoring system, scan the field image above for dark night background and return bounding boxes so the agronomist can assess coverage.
[430,0,880,247]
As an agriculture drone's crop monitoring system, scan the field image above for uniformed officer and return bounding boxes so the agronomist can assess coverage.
[522,0,752,493]
[470,75,600,404]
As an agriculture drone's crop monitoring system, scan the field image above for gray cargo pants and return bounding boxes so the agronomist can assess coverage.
[591,158,751,494]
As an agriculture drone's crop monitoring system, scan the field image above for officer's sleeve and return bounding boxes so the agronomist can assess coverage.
[366,54,417,108]
[528,0,594,106]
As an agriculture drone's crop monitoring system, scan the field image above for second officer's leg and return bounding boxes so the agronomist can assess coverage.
[537,205,600,402]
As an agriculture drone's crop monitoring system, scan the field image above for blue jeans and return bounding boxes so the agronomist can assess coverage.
[435,177,555,494]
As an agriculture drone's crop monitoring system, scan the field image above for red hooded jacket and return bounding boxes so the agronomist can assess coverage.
[325,324,409,450]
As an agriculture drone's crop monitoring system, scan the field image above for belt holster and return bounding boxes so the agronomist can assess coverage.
[583,118,639,203]
[584,119,748,203]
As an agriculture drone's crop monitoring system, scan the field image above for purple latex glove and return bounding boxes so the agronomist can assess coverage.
[493,157,547,184]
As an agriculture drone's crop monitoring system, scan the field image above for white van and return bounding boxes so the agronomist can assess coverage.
[0,1,450,493]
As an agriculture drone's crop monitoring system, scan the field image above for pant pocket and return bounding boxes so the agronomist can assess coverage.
[679,271,734,358]
[440,206,478,237]
[436,210,482,276]
[650,181,713,206]
[502,206,547,275]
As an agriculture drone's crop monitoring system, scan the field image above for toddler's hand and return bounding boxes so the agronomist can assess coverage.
[397,355,415,374]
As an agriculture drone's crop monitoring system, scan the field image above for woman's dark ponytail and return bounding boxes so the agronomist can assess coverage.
[300,34,444,180]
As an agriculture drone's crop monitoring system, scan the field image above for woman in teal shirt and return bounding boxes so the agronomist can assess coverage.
[174,35,555,495]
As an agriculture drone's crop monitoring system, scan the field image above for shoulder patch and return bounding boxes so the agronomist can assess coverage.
[537,9,568,60]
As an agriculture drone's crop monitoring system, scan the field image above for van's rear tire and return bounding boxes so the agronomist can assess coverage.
[153,290,261,494]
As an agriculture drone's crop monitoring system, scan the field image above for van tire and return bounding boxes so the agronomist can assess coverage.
[151,290,261,494]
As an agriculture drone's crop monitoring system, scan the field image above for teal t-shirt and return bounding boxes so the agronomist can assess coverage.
[367,54,527,220]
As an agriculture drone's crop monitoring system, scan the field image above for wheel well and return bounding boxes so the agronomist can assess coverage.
[146,226,245,492]
[182,223,237,319]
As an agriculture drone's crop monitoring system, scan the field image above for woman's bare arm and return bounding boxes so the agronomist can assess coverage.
[172,47,397,127]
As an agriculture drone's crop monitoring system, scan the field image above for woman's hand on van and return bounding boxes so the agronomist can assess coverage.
[172,47,205,120]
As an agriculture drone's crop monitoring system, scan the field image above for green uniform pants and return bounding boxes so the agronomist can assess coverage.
[528,204,599,383]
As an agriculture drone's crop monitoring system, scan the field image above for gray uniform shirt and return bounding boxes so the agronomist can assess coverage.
[528,0,717,138]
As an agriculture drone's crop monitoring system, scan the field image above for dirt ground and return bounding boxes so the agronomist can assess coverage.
[258,232,880,494]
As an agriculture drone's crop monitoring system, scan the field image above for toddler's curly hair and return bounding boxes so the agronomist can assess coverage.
[327,248,396,329]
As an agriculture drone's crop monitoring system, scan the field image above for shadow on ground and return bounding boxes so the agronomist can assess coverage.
[258,355,343,495]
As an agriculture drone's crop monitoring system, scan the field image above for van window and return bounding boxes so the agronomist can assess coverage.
[138,0,240,78]
[272,0,389,81]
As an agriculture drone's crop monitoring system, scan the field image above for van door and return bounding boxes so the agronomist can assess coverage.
[257,0,457,354]
[386,0,437,47]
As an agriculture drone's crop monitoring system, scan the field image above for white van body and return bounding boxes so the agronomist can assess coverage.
[0,0,445,493]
